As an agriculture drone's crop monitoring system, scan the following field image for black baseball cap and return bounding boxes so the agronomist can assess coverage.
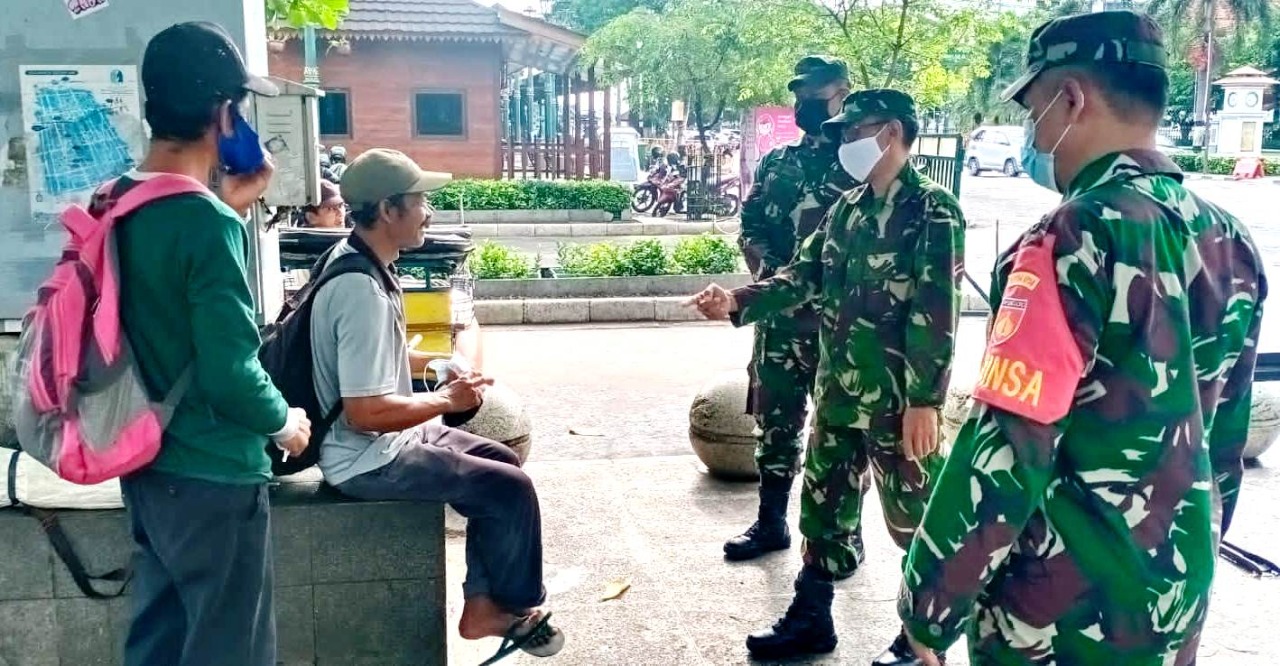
[142,22,278,108]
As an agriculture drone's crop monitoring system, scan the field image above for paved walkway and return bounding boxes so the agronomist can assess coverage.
[444,322,1280,665]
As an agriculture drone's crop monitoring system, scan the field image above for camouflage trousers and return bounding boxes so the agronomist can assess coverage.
[800,422,944,577]
[746,325,819,482]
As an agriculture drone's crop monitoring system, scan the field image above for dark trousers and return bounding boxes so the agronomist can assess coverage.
[336,423,546,611]
[120,470,275,666]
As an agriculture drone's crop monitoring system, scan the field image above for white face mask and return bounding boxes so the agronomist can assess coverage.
[837,127,887,182]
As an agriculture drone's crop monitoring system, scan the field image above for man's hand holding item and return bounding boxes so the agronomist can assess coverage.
[685,283,737,321]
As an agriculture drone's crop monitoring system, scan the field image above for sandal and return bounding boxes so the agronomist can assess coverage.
[477,611,565,665]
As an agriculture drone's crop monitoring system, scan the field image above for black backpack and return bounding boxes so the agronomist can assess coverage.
[259,239,395,476]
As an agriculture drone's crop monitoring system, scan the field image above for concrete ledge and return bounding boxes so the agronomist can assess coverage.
[474,274,753,301]
[465,219,731,238]
[523,299,590,324]
[0,470,446,665]
[475,290,995,326]
[432,209,620,224]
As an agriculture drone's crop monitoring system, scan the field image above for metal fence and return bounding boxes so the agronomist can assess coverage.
[911,134,965,198]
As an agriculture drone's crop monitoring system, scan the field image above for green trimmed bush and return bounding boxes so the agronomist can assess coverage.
[671,235,740,275]
[556,242,624,277]
[617,239,670,276]
[1169,152,1280,176]
[431,179,633,215]
[469,241,536,280]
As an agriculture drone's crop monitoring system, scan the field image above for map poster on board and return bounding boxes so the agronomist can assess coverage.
[19,65,146,227]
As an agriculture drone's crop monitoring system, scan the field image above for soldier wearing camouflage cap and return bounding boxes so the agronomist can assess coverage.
[690,87,966,663]
[721,55,857,566]
[897,11,1268,665]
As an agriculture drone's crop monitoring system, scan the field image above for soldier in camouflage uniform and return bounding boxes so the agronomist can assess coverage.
[689,89,966,662]
[725,55,858,562]
[897,12,1269,666]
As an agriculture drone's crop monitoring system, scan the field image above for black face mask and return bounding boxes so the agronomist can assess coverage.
[794,98,833,136]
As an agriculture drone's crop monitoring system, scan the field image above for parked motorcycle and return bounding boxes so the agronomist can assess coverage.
[631,163,667,214]
[708,174,741,217]
[652,171,686,218]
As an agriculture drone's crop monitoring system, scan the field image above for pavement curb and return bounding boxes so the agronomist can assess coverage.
[475,294,993,325]
[1181,174,1280,183]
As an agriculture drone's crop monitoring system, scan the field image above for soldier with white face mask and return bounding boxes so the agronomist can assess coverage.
[688,89,966,664]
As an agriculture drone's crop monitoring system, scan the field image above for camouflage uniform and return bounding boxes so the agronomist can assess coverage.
[740,128,856,481]
[733,91,966,577]
[725,55,857,565]
[898,13,1270,665]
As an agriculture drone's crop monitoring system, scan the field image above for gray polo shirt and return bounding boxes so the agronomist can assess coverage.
[309,241,417,486]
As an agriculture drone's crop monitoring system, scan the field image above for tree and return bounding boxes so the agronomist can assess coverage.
[583,0,824,147]
[808,0,1008,110]
[547,0,668,34]
[265,0,349,29]
[1145,0,1272,120]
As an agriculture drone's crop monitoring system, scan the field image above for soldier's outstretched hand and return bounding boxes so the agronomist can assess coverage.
[684,284,736,320]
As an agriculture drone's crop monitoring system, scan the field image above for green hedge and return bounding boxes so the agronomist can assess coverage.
[1169,153,1280,176]
[468,241,537,280]
[554,235,741,278]
[430,179,633,216]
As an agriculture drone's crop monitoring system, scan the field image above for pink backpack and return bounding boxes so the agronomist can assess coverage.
[10,174,208,485]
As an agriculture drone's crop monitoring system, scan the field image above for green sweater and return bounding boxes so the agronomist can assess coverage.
[111,174,288,484]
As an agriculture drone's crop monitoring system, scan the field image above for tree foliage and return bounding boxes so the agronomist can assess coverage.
[809,0,1010,110]
[583,0,825,144]
[547,0,668,34]
[265,0,349,30]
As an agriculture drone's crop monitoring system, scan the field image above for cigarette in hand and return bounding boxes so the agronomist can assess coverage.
[281,449,289,463]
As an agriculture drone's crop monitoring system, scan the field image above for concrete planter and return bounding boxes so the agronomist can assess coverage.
[456,382,533,464]
[476,273,753,301]
[1245,384,1280,461]
[432,209,628,225]
[688,371,759,480]
[0,334,18,448]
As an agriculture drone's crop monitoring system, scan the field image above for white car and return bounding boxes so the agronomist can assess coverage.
[966,125,1025,177]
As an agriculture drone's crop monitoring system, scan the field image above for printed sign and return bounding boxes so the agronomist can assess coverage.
[740,106,800,189]
[66,0,110,19]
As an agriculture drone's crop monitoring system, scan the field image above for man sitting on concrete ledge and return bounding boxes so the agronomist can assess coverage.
[308,148,564,663]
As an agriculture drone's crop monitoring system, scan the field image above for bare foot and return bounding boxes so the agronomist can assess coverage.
[458,596,528,640]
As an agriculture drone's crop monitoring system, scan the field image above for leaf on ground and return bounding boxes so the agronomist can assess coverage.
[570,426,605,437]
[600,578,632,602]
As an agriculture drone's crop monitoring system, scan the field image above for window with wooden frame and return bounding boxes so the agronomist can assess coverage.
[413,91,466,138]
[318,89,351,138]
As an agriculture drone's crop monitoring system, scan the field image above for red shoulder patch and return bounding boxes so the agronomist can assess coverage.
[972,234,1085,425]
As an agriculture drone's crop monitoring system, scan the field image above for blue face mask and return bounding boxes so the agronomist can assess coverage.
[218,105,266,175]
[1020,90,1070,193]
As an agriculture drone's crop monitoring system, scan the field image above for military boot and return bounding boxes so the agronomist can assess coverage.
[724,475,792,561]
[745,566,838,660]
[871,629,946,665]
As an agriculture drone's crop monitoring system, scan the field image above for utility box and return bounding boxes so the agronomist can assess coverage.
[241,77,323,325]
[0,0,275,328]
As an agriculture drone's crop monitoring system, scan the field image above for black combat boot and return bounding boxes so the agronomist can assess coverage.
[745,566,838,660]
[724,475,792,561]
[871,629,947,665]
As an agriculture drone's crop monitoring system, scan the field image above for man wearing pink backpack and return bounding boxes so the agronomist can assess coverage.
[106,23,310,666]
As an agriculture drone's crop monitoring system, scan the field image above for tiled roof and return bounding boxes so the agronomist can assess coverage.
[327,0,522,38]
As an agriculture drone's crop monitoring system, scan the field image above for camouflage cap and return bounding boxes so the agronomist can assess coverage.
[1001,10,1167,104]
[787,55,850,92]
[820,88,917,139]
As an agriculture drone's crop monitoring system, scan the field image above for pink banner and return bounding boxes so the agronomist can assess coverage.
[741,106,799,189]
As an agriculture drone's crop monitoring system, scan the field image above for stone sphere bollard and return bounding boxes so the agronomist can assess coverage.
[689,371,760,480]
[941,386,975,448]
[457,382,533,464]
[1244,384,1280,461]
